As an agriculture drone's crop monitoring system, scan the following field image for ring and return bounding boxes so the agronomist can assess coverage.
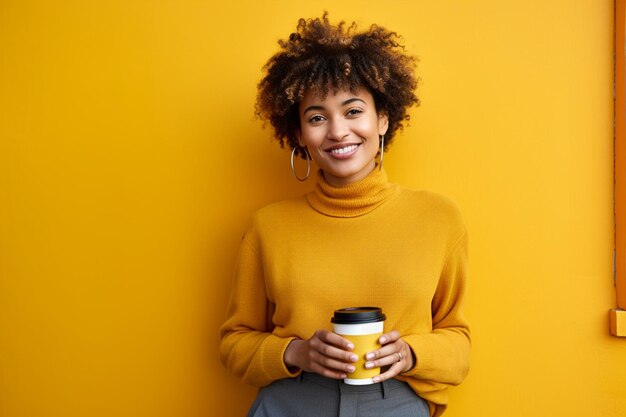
[396,352,402,362]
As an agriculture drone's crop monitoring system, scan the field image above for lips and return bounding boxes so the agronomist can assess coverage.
[326,144,359,155]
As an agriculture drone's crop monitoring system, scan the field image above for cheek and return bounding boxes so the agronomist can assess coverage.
[359,122,381,145]
[366,138,381,154]
[300,129,324,148]
[357,117,381,137]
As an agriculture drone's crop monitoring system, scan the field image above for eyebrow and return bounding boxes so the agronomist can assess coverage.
[302,97,367,114]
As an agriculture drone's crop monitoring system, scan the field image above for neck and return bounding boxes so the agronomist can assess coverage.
[321,161,377,187]
[306,167,397,218]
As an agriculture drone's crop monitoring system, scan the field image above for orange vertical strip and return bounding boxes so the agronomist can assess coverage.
[615,0,626,310]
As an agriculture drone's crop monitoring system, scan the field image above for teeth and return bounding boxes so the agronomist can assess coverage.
[330,145,358,154]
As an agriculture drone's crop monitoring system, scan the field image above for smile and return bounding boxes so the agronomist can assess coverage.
[329,144,359,155]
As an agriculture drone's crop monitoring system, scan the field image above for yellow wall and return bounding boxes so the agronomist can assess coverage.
[1,1,623,416]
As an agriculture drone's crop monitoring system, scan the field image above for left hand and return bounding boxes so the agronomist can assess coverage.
[364,330,415,383]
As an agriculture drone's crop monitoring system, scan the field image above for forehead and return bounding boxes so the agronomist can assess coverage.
[300,85,374,107]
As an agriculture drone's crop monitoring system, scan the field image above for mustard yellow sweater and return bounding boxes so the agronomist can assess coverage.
[219,168,470,417]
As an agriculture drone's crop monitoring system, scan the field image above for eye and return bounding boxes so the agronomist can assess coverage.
[308,115,325,123]
[346,108,363,117]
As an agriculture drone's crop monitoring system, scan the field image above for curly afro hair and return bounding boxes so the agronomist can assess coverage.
[256,12,419,158]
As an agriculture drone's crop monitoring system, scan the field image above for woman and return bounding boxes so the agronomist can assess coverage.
[220,13,470,417]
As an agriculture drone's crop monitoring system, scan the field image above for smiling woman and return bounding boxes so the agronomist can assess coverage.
[219,13,470,417]
[255,12,419,160]
[296,87,388,186]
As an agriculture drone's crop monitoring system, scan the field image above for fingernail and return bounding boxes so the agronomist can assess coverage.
[372,377,380,383]
[365,362,373,369]
[349,354,358,362]
[347,365,355,372]
[347,343,354,350]
[340,374,347,378]
[366,353,375,360]
[379,336,387,343]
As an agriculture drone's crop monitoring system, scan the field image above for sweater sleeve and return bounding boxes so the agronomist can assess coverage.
[219,234,300,387]
[402,230,471,386]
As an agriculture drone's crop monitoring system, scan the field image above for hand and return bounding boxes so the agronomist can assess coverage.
[364,330,415,383]
[283,329,358,379]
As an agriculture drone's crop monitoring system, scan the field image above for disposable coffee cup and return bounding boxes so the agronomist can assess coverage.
[331,307,386,385]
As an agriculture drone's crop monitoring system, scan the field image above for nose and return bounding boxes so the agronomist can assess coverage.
[327,118,349,141]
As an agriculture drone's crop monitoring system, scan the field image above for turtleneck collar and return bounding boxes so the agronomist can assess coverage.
[306,167,397,218]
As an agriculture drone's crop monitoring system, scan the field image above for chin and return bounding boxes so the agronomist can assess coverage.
[326,165,372,181]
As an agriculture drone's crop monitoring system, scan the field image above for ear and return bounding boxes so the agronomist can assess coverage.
[378,112,389,136]
[295,128,305,148]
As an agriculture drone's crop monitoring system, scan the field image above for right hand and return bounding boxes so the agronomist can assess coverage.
[283,329,358,379]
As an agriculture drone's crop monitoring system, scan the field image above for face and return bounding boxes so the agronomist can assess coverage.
[296,87,389,187]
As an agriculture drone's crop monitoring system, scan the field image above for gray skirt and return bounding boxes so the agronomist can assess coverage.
[247,372,429,417]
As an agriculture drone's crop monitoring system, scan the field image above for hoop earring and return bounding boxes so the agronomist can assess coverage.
[291,147,311,181]
[379,135,385,171]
